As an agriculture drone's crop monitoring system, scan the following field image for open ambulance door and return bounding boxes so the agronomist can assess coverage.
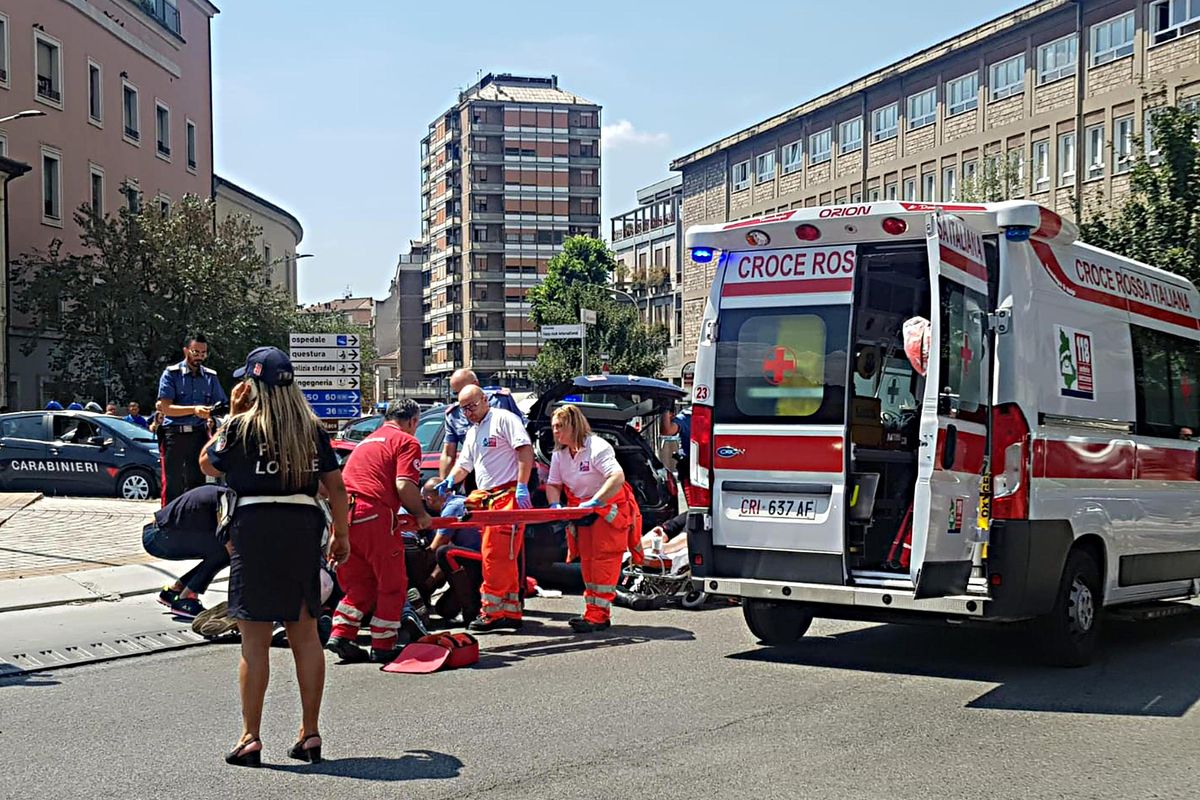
[910,213,992,599]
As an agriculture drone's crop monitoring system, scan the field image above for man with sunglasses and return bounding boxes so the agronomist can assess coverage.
[156,333,228,506]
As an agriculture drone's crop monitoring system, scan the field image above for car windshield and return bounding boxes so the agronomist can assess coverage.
[343,417,383,442]
[415,413,443,451]
[98,416,158,444]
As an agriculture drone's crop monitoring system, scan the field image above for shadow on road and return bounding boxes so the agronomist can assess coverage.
[727,614,1200,717]
[472,624,696,670]
[0,669,61,689]
[264,748,463,781]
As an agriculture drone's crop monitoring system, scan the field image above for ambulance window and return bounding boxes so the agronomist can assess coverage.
[938,278,988,424]
[714,306,850,424]
[1131,326,1200,436]
[1,415,48,441]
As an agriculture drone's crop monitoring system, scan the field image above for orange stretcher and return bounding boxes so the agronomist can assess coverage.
[395,506,598,531]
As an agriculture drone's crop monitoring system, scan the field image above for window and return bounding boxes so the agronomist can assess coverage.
[89,164,104,216]
[907,88,937,129]
[990,54,1026,100]
[124,180,141,213]
[158,196,171,217]
[868,188,881,201]
[0,13,9,87]
[0,134,7,157]
[35,32,62,106]
[1037,34,1077,84]
[732,159,750,191]
[1092,12,1135,65]
[942,166,957,202]
[1132,325,1200,436]
[885,182,898,200]
[155,102,170,158]
[921,173,936,202]
[1151,0,1200,44]
[939,279,989,423]
[963,159,978,186]
[839,118,862,154]
[472,225,488,242]
[88,61,102,124]
[122,82,139,142]
[947,72,979,115]
[1007,148,1025,196]
[1,415,47,441]
[53,415,101,444]
[809,129,832,164]
[1032,140,1050,190]
[186,119,197,170]
[871,103,898,142]
[1145,108,1163,164]
[1085,124,1105,179]
[756,151,775,183]
[782,140,803,174]
[1058,132,1076,185]
[41,148,62,225]
[1114,116,1133,173]
[903,177,917,201]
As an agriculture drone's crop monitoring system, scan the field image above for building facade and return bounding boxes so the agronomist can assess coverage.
[0,155,32,409]
[672,0,1200,351]
[375,240,429,401]
[610,175,686,383]
[419,73,601,386]
[0,0,219,409]
[213,175,304,302]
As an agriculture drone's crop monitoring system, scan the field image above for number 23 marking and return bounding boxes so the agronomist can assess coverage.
[694,385,710,401]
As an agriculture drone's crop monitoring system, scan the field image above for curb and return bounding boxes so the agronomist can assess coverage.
[0,559,229,614]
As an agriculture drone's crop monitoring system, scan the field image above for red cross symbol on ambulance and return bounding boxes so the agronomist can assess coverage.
[762,346,798,386]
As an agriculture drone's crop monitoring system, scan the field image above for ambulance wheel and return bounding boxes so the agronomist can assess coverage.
[1035,548,1102,668]
[117,469,154,501]
[743,599,814,645]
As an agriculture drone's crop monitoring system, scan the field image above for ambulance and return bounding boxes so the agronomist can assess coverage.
[683,201,1200,666]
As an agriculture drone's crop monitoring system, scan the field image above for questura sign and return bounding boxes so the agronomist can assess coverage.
[7,461,100,473]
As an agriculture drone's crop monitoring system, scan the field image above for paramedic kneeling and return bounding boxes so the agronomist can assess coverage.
[327,398,432,664]
[435,384,533,632]
[545,404,642,633]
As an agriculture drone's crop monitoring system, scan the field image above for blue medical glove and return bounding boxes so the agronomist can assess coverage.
[515,483,532,509]
[579,497,602,509]
[434,476,454,496]
[549,502,563,509]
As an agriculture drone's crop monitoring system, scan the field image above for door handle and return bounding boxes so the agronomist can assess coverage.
[941,425,958,470]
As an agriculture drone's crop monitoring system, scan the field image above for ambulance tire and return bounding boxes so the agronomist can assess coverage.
[743,599,814,646]
[1034,548,1102,668]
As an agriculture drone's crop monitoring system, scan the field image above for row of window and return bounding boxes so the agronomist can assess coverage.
[37,147,168,227]
[5,20,199,169]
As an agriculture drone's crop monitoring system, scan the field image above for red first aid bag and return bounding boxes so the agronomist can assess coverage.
[381,633,480,674]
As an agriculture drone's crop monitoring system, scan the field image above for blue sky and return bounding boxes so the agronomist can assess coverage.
[212,0,1025,304]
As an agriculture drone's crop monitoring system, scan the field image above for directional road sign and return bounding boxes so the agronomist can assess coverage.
[289,333,361,348]
[295,376,360,390]
[541,323,585,339]
[302,390,363,405]
[310,404,361,419]
[291,347,360,363]
[293,361,361,376]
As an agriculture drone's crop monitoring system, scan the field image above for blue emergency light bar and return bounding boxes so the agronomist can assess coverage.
[690,247,715,263]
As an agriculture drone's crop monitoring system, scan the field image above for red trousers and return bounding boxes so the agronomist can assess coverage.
[331,498,408,652]
[479,489,524,621]
[568,484,642,624]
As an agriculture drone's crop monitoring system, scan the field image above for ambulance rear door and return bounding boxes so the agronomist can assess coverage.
[910,213,993,599]
[708,244,858,585]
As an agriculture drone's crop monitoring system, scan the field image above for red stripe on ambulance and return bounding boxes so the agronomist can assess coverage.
[938,244,988,282]
[722,277,853,297]
[714,435,844,473]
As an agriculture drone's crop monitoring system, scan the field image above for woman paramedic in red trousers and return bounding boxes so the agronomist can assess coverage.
[544,404,642,633]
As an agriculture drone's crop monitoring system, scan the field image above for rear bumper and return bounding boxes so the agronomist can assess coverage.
[700,576,988,617]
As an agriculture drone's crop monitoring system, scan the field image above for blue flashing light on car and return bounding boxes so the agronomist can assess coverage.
[1004,226,1032,242]
[690,247,715,263]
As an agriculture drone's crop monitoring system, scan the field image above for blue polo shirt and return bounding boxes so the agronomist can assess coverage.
[125,414,149,429]
[674,410,692,459]
[157,360,227,427]
[444,388,525,447]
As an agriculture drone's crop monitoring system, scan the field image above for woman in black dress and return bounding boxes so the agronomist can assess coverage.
[200,346,350,767]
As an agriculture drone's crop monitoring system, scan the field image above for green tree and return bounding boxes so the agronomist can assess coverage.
[958,153,1023,202]
[527,236,668,390]
[12,194,297,406]
[1079,105,1200,284]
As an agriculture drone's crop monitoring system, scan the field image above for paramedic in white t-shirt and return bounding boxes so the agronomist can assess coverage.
[435,384,533,632]
[544,404,642,633]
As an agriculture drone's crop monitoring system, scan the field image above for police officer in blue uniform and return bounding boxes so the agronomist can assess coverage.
[156,333,227,505]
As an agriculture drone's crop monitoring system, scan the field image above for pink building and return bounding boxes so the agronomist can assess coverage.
[0,0,218,409]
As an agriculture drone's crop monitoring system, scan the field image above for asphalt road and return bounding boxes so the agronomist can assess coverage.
[4,597,1200,800]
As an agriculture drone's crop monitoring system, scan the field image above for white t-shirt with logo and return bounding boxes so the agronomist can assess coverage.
[547,434,621,501]
[456,408,532,490]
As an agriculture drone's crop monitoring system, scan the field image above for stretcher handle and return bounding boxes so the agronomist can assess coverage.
[394,506,598,531]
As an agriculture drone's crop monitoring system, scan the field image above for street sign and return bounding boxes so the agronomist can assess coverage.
[295,376,360,390]
[289,333,360,348]
[310,404,361,419]
[302,390,363,405]
[580,308,597,325]
[291,347,360,362]
[293,361,361,376]
[541,323,585,339]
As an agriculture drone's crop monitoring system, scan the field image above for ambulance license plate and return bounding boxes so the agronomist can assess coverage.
[737,496,819,520]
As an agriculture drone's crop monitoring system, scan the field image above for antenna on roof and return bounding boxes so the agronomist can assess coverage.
[343,284,352,300]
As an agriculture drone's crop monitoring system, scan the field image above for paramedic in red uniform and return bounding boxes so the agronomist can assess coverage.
[326,398,432,664]
[435,384,533,632]
[544,404,641,632]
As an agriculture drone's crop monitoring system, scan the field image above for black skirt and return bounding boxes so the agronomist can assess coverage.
[227,505,324,622]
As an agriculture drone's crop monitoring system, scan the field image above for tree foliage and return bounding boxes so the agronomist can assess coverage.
[1079,105,1200,284]
[12,195,299,406]
[958,154,1023,203]
[527,236,668,391]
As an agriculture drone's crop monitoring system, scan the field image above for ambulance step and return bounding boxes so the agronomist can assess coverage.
[1107,601,1199,622]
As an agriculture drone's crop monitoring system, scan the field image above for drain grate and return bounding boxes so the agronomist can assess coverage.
[0,628,208,677]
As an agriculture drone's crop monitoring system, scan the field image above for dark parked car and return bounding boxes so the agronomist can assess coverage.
[0,411,162,499]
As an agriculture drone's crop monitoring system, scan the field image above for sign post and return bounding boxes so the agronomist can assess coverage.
[289,333,365,428]
[580,309,597,375]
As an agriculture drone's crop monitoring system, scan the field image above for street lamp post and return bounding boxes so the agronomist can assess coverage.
[0,110,46,125]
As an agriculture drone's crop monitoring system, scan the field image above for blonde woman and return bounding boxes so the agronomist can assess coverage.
[200,347,350,767]
[544,404,642,633]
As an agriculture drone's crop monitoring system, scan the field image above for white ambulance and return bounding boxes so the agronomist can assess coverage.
[683,201,1200,666]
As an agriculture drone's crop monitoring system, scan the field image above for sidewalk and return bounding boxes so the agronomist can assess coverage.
[0,494,222,613]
